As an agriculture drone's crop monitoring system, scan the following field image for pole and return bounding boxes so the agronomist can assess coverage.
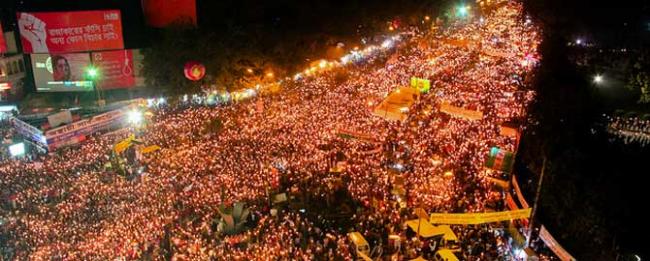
[526,155,546,247]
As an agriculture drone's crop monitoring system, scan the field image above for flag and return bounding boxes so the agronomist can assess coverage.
[485,147,515,172]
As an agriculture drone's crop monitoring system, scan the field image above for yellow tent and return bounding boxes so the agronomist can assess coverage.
[405,219,445,238]
[437,225,458,242]
[373,86,419,122]
[410,256,428,261]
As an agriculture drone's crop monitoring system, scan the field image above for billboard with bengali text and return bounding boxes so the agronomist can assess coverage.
[17,10,124,53]
[31,53,94,92]
[92,49,136,89]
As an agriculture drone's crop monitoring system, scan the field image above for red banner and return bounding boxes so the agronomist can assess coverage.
[17,10,124,53]
[142,0,197,27]
[0,22,7,53]
[92,50,135,89]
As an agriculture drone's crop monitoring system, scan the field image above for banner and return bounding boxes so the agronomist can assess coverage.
[142,0,197,27]
[485,147,515,173]
[539,226,576,261]
[31,53,94,92]
[47,110,73,128]
[439,102,483,121]
[45,108,128,150]
[17,10,124,53]
[505,192,518,210]
[337,129,380,143]
[512,175,530,209]
[140,145,161,154]
[500,123,519,138]
[92,50,136,89]
[0,22,6,53]
[429,208,531,225]
[9,117,47,146]
[410,77,430,93]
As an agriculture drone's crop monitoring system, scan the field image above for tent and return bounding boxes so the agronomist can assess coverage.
[405,219,445,238]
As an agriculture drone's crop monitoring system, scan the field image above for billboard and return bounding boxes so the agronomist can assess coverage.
[0,22,6,53]
[142,0,197,27]
[47,110,73,128]
[91,50,136,89]
[17,10,124,53]
[31,53,94,92]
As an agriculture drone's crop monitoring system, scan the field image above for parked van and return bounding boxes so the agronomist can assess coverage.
[348,232,371,260]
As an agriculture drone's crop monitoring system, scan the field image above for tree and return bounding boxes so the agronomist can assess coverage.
[626,71,650,104]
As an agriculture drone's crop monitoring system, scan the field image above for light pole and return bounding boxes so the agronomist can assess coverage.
[86,66,102,106]
[526,155,547,248]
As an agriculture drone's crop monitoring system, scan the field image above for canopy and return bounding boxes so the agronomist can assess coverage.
[410,256,428,261]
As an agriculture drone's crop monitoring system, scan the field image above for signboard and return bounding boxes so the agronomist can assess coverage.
[31,53,94,92]
[47,110,73,128]
[45,108,128,150]
[142,0,197,27]
[539,226,576,261]
[410,77,430,93]
[92,50,136,89]
[17,10,124,53]
[429,209,532,225]
[0,22,6,53]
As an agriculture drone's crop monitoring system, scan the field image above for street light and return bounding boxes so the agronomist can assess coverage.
[127,110,143,125]
[593,74,603,84]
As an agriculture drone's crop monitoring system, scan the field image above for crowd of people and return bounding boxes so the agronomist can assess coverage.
[607,115,650,147]
[1,1,548,260]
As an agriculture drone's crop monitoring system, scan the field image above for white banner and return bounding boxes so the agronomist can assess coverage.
[539,225,576,261]
[47,110,73,128]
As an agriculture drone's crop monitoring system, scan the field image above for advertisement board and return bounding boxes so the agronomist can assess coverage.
[91,49,136,89]
[0,22,6,53]
[17,10,124,53]
[31,53,94,92]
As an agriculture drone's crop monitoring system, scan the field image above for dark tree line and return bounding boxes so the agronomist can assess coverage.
[520,1,650,260]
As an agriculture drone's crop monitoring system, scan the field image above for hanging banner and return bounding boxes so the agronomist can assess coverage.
[485,147,515,173]
[91,49,136,89]
[539,226,577,261]
[17,10,124,53]
[429,208,531,225]
[439,102,483,121]
[410,77,430,93]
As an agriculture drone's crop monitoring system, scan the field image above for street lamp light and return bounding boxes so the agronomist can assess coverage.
[593,74,603,84]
